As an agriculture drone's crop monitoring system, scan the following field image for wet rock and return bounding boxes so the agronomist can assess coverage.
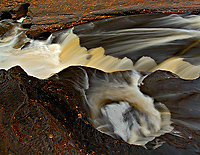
[21,42,31,49]
[36,31,52,40]
[22,16,32,29]
[0,136,10,155]
[0,1,200,154]
[10,3,30,19]
[1,1,200,38]
[0,11,12,20]
[0,66,84,155]
[0,66,200,154]
[140,70,200,153]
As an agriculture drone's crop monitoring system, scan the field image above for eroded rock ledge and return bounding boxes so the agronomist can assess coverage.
[1,1,200,39]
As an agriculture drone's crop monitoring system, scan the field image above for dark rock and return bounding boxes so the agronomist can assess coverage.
[26,33,35,39]
[22,23,32,29]
[21,16,32,28]
[11,3,30,19]
[140,70,200,154]
[0,11,12,20]
[1,66,200,154]
[0,66,84,155]
[36,31,52,40]
[191,9,200,15]
[21,42,31,49]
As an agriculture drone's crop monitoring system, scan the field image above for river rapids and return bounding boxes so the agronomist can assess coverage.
[0,14,200,149]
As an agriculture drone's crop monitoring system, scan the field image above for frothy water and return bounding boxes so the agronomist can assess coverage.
[0,14,200,148]
[86,70,172,145]
[135,56,200,79]
[0,20,133,79]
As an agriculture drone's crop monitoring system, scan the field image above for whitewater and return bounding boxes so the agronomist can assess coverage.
[0,14,200,147]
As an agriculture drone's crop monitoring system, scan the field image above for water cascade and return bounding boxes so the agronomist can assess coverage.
[0,14,200,148]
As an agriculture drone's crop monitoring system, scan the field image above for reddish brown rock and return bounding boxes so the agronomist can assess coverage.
[1,66,199,154]
[0,1,200,154]
[1,1,200,37]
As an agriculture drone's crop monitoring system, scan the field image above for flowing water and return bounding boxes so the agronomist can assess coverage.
[74,14,200,79]
[0,14,200,148]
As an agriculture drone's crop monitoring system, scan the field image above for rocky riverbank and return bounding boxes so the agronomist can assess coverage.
[0,1,200,155]
[1,1,200,38]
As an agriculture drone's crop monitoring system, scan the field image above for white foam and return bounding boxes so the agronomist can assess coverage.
[0,20,134,79]
[86,70,173,146]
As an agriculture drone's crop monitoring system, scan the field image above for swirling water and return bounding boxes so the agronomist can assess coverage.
[0,14,200,148]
